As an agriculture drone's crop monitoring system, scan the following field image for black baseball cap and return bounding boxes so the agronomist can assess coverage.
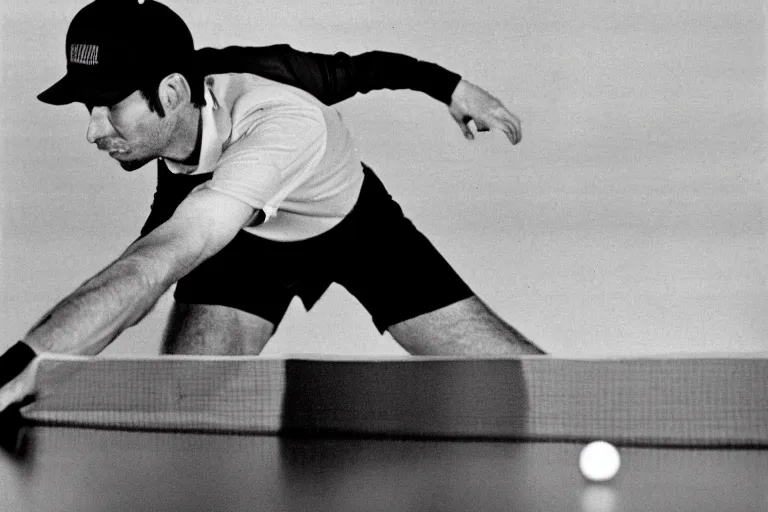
[38,0,195,107]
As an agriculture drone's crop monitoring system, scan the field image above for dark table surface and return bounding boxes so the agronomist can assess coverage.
[1,426,766,512]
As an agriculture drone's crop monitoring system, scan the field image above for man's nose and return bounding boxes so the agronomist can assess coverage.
[86,107,113,144]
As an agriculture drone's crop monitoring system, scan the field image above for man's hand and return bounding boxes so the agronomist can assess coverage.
[0,369,36,415]
[0,342,38,415]
[448,80,522,145]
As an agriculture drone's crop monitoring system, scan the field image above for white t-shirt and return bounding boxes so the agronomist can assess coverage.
[164,73,365,241]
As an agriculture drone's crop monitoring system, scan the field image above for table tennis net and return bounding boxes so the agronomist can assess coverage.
[20,355,768,447]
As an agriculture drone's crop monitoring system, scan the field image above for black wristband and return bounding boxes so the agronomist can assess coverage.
[0,342,36,388]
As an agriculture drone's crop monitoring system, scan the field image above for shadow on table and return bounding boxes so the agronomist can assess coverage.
[276,359,530,510]
[278,358,530,439]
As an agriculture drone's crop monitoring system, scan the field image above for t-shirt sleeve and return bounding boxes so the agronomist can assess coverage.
[204,96,327,221]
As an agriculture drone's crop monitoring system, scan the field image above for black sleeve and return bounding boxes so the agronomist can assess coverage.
[194,44,462,106]
[140,45,463,238]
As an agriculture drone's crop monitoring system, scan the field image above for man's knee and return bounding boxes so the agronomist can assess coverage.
[161,302,275,355]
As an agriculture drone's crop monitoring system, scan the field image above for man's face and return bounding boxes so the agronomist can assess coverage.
[85,91,168,171]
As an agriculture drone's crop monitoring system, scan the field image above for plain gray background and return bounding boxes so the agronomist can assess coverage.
[1,0,765,356]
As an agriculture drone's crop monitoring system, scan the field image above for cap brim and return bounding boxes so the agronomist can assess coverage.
[38,74,78,105]
[38,73,137,106]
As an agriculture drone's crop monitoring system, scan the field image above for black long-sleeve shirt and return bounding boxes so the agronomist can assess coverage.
[141,45,462,236]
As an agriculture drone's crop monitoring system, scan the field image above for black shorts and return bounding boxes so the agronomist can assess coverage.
[171,165,473,332]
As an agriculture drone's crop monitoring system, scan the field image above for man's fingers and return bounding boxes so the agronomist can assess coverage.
[501,113,522,145]
[483,105,521,145]
[484,116,519,145]
[505,120,521,145]
[460,121,474,141]
[451,112,475,140]
[472,116,520,144]
[451,104,524,144]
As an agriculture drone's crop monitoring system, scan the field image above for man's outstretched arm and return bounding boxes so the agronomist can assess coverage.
[0,188,254,412]
[23,188,255,356]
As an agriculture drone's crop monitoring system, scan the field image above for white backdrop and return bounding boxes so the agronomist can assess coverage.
[1,0,766,356]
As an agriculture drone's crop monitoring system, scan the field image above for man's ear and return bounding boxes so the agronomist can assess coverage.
[158,73,191,112]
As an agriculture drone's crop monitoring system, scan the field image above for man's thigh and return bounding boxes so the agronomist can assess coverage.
[161,302,275,355]
[386,296,545,356]
[336,168,545,355]
[334,167,475,334]
[171,227,328,344]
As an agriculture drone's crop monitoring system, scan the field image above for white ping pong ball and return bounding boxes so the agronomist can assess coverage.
[579,441,621,482]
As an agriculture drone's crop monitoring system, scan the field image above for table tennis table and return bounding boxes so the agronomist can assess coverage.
[1,354,766,511]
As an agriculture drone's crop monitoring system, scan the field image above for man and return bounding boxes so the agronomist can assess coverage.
[144,48,538,357]
[1,0,544,412]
